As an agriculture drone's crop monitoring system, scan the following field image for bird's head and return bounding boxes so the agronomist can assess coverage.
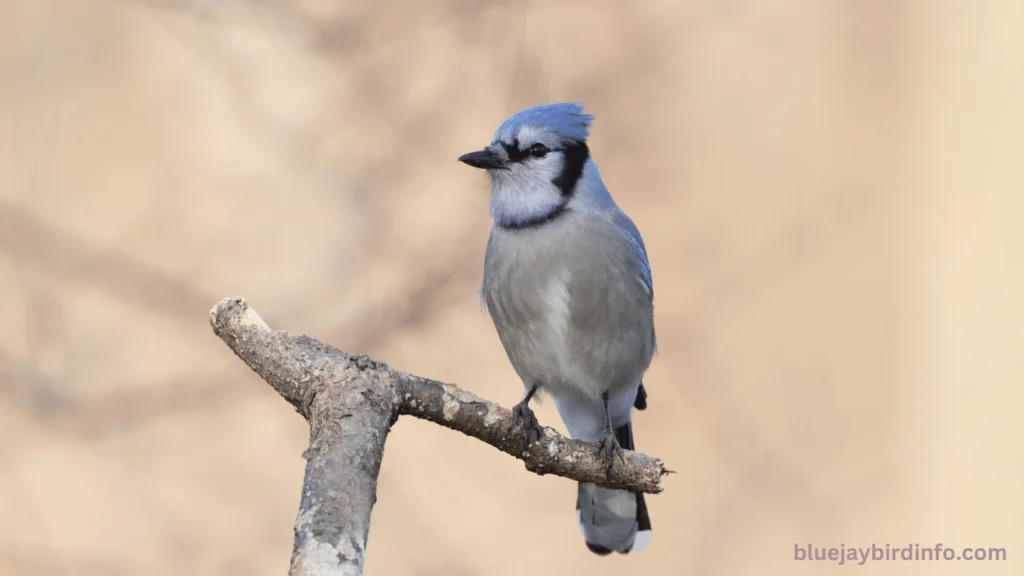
[459,103,595,228]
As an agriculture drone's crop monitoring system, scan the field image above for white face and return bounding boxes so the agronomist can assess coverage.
[488,126,569,227]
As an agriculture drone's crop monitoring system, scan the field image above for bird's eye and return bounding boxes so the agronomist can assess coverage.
[528,143,549,158]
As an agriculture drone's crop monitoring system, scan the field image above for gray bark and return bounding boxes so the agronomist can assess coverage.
[209,297,669,576]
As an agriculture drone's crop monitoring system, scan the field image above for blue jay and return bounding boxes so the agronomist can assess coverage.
[459,103,655,555]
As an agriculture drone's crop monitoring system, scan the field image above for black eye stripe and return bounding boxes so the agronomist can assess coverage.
[500,139,563,163]
[502,141,524,162]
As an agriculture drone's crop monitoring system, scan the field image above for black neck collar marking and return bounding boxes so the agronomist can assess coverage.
[497,201,570,231]
[552,140,590,198]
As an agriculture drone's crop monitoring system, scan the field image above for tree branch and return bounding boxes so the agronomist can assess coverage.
[208,297,669,576]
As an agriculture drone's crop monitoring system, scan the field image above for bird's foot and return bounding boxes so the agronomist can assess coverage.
[510,400,542,449]
[596,427,626,478]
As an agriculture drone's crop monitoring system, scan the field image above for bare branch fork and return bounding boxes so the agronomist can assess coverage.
[208,297,670,576]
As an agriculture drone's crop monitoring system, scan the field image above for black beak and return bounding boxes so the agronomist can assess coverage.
[458,148,507,170]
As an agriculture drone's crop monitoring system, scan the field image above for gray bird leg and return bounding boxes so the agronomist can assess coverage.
[509,384,543,449]
[597,391,626,477]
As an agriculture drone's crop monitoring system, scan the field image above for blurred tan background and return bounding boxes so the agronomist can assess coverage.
[1,0,1021,574]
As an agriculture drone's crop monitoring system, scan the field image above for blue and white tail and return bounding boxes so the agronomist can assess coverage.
[575,421,652,555]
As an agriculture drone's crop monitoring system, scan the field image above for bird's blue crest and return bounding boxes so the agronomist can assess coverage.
[493,103,594,144]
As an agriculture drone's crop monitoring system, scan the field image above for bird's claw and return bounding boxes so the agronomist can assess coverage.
[509,401,542,449]
[596,428,626,478]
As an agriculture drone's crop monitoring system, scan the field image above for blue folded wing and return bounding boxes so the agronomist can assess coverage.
[614,211,653,300]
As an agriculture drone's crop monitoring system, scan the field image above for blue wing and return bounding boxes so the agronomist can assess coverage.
[613,210,653,300]
[613,211,654,411]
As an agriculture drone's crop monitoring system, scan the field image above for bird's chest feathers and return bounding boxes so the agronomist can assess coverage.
[537,268,573,344]
[486,230,579,347]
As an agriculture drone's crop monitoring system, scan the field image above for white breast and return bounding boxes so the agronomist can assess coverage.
[541,267,572,350]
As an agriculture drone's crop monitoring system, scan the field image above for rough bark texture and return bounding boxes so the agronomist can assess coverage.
[392,372,668,491]
[209,297,669,575]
